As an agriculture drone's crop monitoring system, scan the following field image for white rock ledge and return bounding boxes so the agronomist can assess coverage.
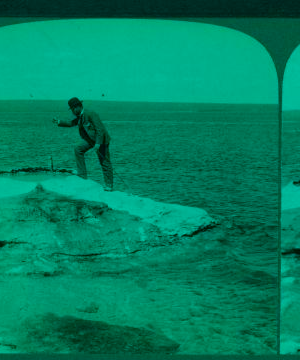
[282,181,300,211]
[0,175,216,237]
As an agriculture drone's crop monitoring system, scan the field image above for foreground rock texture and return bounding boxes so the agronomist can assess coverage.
[13,313,179,354]
[281,182,300,354]
[0,174,217,354]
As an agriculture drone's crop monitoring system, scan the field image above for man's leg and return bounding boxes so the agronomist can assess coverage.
[74,141,93,179]
[98,144,114,189]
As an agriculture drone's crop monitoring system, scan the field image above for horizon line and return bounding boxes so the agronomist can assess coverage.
[0,99,278,105]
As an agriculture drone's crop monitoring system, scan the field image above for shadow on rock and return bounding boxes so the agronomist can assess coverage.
[16,313,180,354]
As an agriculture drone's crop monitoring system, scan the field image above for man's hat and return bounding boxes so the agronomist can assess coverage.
[68,97,83,109]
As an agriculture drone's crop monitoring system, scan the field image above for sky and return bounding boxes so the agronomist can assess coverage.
[283,46,300,110]
[0,19,278,103]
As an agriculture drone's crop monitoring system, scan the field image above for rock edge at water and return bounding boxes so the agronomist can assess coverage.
[0,174,217,237]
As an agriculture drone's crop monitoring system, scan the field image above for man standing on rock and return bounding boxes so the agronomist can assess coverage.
[52,97,113,191]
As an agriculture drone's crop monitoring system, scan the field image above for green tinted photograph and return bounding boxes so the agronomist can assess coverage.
[0,19,278,354]
[281,44,300,354]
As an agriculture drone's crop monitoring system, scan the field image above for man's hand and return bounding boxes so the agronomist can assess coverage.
[52,116,60,125]
[93,144,101,152]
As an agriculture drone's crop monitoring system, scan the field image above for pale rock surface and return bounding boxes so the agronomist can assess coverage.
[282,181,300,211]
[281,182,300,354]
[0,175,216,236]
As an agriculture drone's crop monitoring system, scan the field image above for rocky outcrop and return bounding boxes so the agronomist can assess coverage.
[0,176,217,275]
[0,175,217,237]
[0,174,217,354]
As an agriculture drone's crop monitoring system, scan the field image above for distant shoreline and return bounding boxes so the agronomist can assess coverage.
[283,110,300,121]
[0,100,278,113]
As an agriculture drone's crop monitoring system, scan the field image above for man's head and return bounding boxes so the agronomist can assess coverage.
[68,97,83,116]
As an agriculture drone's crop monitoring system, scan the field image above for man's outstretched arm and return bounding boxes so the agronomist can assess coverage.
[52,116,78,127]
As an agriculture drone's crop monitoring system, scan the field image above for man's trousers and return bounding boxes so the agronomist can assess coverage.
[74,141,113,188]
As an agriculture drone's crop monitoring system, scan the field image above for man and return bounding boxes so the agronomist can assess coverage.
[52,97,113,191]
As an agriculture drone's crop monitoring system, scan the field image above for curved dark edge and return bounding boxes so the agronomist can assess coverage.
[0,0,300,17]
